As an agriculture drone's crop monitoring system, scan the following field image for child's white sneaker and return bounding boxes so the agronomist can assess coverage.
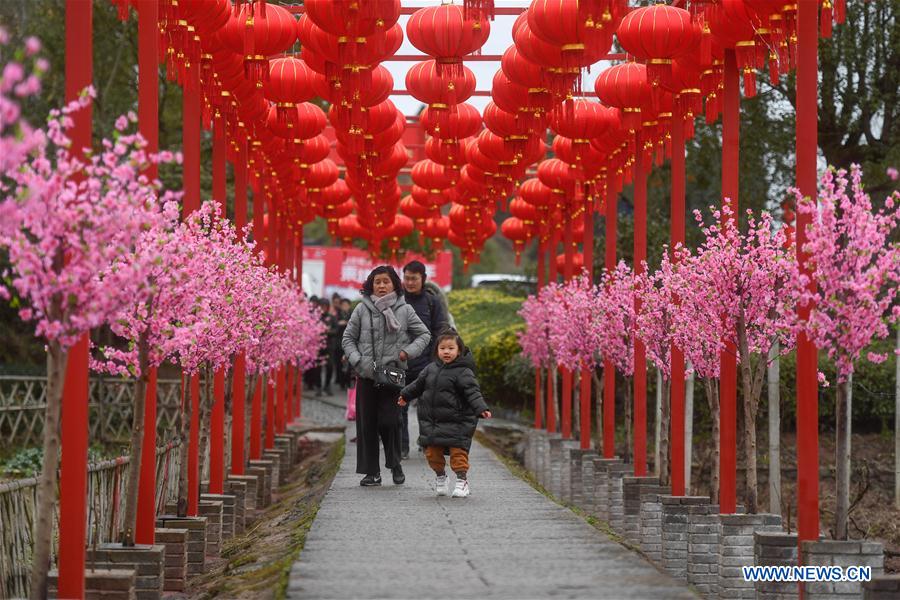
[451,478,470,498]
[435,475,449,496]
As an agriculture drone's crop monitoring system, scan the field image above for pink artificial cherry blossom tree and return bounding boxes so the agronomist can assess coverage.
[796,165,900,539]
[1,43,180,591]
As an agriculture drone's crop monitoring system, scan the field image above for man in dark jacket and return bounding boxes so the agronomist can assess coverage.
[400,260,447,458]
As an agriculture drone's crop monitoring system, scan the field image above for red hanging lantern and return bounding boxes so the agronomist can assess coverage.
[263,58,318,118]
[406,60,477,109]
[400,195,440,222]
[218,2,298,85]
[501,217,531,264]
[594,62,653,132]
[407,4,490,76]
[616,5,699,86]
[420,102,482,140]
[420,215,450,250]
[266,102,327,140]
[304,0,400,37]
[411,159,457,191]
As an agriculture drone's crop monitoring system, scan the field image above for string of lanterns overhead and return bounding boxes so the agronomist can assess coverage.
[139,0,845,266]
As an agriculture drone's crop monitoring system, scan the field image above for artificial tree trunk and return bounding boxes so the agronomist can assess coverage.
[120,332,150,546]
[593,370,604,452]
[198,365,213,483]
[624,376,633,464]
[658,377,671,487]
[835,375,853,540]
[735,312,770,514]
[550,367,559,433]
[685,369,695,492]
[176,370,190,517]
[29,341,68,600]
[655,369,662,476]
[703,379,721,503]
[767,343,782,515]
[895,325,899,510]
[573,371,580,441]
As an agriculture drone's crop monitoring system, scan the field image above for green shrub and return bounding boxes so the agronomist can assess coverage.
[448,288,533,411]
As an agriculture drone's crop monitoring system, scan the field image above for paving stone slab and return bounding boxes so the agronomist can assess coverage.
[287,414,697,599]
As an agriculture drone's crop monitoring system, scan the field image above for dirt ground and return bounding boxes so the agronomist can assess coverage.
[173,428,345,599]
[477,424,900,574]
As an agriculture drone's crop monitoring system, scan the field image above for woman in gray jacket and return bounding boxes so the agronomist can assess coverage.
[342,266,431,486]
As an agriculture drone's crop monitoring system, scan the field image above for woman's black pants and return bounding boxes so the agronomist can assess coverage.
[355,377,401,475]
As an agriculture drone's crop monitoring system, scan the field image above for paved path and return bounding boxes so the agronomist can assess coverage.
[287,407,697,600]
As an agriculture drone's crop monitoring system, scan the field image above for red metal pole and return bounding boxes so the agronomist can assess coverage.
[546,230,560,433]
[209,369,225,493]
[58,3,92,595]
[276,366,285,434]
[286,366,295,423]
[231,140,248,475]
[580,201,595,450]
[265,377,276,449]
[670,105,687,496]
[603,184,617,459]
[250,377,262,460]
[208,124,227,495]
[796,0,820,548]
[719,50,741,515]
[535,246,545,429]
[561,218,574,439]
[231,355,246,475]
[296,230,304,420]
[633,133,648,477]
[134,0,159,547]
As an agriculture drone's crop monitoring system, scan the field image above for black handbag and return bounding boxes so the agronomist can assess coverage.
[369,310,406,392]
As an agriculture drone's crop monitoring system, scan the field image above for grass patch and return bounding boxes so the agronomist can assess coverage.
[186,432,345,599]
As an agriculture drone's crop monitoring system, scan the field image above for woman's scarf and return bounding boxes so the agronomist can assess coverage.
[372,291,401,332]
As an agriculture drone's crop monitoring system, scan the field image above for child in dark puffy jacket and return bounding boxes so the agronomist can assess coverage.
[398,329,491,498]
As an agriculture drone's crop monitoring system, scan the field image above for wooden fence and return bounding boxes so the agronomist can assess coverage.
[0,440,181,600]
[0,376,184,446]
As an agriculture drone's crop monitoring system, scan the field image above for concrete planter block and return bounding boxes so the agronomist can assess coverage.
[85,543,164,600]
[606,462,631,534]
[223,478,247,534]
[247,460,276,506]
[547,436,566,496]
[197,499,224,556]
[687,503,721,597]
[639,493,666,564]
[154,528,188,592]
[261,450,286,486]
[557,442,581,503]
[201,492,236,540]
[717,513,782,599]
[622,476,668,547]
[273,437,294,478]
[863,575,900,599]
[801,539,884,599]
[574,449,598,512]
[540,433,560,488]
[227,473,260,512]
[155,515,208,576]
[754,532,798,600]
[659,496,710,581]
[50,568,136,600]
[590,457,623,521]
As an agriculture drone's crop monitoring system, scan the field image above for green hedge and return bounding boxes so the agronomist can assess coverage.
[447,288,534,413]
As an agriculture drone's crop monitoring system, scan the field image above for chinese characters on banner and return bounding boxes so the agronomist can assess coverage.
[301,246,453,299]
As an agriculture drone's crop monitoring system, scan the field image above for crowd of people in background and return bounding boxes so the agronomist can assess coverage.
[303,294,353,396]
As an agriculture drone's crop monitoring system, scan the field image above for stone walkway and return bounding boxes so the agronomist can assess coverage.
[287,400,697,600]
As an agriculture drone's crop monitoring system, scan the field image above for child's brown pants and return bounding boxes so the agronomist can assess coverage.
[424,446,469,475]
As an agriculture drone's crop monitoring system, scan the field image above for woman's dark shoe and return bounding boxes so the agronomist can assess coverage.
[392,465,405,485]
[360,473,382,486]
